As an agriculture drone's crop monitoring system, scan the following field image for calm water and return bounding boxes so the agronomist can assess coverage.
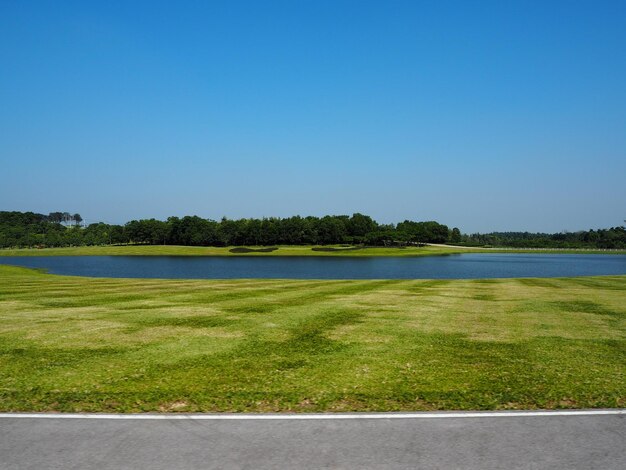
[1,254,626,279]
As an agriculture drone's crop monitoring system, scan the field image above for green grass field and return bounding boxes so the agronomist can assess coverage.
[1,244,624,257]
[0,264,624,412]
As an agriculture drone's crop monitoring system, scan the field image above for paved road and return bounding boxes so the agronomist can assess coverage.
[1,411,624,469]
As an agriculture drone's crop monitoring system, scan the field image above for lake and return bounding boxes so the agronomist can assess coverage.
[1,254,626,279]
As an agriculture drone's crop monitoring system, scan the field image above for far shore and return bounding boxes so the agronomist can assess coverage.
[1,244,625,257]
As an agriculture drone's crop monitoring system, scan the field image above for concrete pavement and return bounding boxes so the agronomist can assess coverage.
[1,410,624,469]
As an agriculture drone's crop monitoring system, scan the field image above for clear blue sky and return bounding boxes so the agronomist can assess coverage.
[1,0,625,233]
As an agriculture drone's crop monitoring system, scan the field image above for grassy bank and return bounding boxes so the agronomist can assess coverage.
[0,265,624,412]
[2,244,624,257]
[0,244,478,257]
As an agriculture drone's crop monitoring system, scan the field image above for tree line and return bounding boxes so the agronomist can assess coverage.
[0,211,452,248]
[1,211,624,249]
[459,228,626,249]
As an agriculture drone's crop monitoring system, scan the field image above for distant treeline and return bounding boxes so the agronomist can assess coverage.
[0,211,452,248]
[460,229,626,249]
[1,211,624,249]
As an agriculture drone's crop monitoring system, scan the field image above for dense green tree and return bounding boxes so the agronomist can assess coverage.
[47,212,64,223]
[449,227,462,243]
[396,220,450,243]
[347,213,377,241]
[317,216,348,244]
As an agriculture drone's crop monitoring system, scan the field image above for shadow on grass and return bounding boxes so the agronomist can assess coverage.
[229,247,278,253]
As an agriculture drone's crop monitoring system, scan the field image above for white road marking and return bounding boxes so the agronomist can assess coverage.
[0,410,624,420]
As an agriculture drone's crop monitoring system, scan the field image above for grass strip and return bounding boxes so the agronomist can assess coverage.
[2,244,625,257]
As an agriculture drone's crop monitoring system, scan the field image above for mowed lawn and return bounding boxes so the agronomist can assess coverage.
[3,244,624,257]
[0,264,624,412]
[0,244,479,257]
